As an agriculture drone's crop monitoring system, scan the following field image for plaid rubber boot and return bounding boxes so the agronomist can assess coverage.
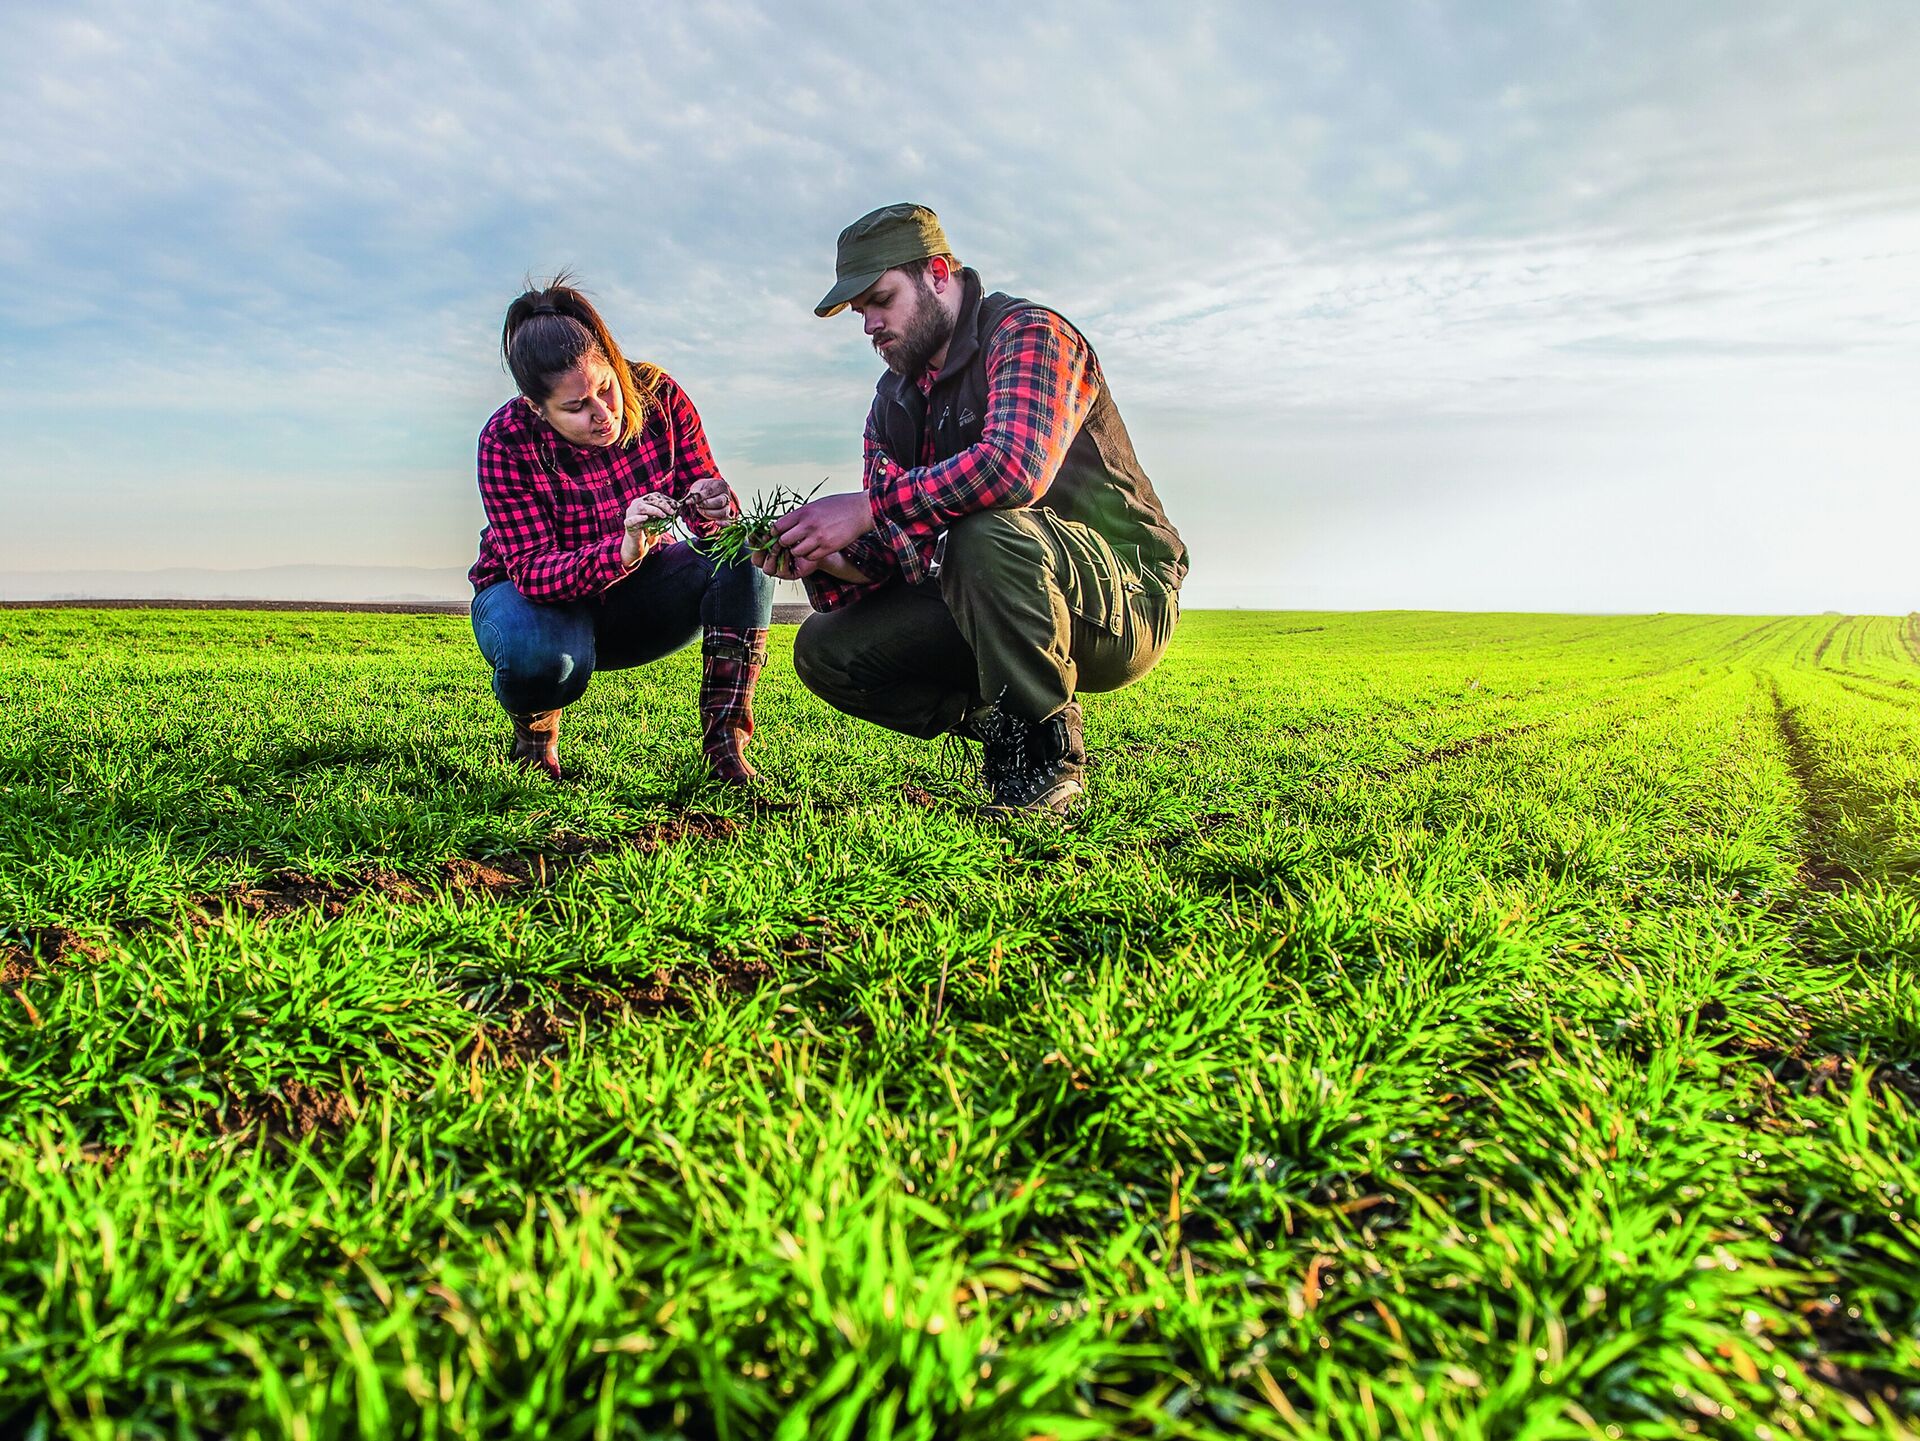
[508,709,563,781]
[700,628,769,783]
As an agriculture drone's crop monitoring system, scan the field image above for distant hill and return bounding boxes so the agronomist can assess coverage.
[0,565,470,604]
[0,564,811,609]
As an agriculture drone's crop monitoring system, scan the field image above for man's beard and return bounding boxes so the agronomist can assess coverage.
[875,279,954,378]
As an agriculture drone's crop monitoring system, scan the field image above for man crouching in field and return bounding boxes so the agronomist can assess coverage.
[757,203,1187,813]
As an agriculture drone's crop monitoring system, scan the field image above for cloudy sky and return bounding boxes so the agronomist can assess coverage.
[2,0,1915,612]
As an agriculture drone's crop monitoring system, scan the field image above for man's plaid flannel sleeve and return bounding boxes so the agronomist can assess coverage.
[871,308,1099,584]
[474,436,635,603]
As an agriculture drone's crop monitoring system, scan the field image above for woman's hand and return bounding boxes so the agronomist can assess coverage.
[621,492,681,568]
[684,476,737,523]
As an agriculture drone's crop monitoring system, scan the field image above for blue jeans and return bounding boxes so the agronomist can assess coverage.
[470,542,773,715]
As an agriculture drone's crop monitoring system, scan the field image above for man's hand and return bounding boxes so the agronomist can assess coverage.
[621,491,680,567]
[750,545,867,583]
[684,476,736,523]
[772,492,875,564]
[750,543,815,581]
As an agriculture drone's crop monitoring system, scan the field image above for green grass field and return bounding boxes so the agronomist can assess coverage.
[2,607,1918,1439]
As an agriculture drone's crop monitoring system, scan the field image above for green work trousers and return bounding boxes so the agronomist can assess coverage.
[792,508,1180,738]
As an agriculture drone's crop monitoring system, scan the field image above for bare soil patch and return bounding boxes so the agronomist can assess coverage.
[481,915,857,1061]
[776,916,866,967]
[188,814,743,921]
[1771,1050,1920,1106]
[1766,1181,1918,1415]
[442,858,530,896]
[1746,1044,1894,1100]
[601,950,776,1012]
[3,925,111,985]
[638,813,740,847]
[213,1078,361,1142]
[490,950,778,1059]
[211,868,426,921]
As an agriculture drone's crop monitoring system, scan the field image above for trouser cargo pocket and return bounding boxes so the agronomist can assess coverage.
[1037,510,1126,637]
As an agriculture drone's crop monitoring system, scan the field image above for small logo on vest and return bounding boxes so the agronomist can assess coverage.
[958,408,977,427]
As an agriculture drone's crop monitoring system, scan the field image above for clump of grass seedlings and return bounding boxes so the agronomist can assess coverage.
[698,482,825,566]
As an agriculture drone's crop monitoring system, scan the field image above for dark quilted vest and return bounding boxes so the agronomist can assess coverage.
[867,272,1188,589]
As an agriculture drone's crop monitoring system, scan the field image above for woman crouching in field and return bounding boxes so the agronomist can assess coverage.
[468,278,773,782]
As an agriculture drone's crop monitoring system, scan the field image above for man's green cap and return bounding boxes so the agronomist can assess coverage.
[815,203,951,317]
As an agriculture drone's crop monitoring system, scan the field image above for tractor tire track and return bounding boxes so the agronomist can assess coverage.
[1373,721,1549,778]
[1811,616,1851,667]
[1823,673,1919,708]
[1718,616,1794,664]
[1765,678,1858,892]
[1367,702,1641,779]
[1831,667,1918,693]
[1368,691,1651,781]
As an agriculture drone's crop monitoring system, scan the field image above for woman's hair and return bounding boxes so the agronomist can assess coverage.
[501,273,660,446]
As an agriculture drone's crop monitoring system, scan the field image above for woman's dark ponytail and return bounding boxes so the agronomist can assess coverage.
[501,273,659,445]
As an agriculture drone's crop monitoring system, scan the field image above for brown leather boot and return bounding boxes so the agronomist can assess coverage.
[507,709,562,781]
[700,628,768,783]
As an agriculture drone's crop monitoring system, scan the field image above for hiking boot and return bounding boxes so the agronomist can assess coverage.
[508,709,563,781]
[700,627,769,784]
[976,701,1086,815]
[948,702,1019,799]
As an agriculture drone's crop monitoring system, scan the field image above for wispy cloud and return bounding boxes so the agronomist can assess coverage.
[2,0,1916,609]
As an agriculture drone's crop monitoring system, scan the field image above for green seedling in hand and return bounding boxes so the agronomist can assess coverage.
[637,511,686,541]
[699,481,826,567]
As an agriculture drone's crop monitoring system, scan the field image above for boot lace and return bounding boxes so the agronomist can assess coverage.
[937,729,976,787]
[938,705,1032,797]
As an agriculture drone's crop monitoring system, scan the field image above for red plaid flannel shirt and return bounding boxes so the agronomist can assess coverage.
[469,370,732,601]
[806,307,1101,610]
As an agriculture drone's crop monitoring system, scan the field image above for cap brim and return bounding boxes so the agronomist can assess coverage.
[814,268,887,318]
